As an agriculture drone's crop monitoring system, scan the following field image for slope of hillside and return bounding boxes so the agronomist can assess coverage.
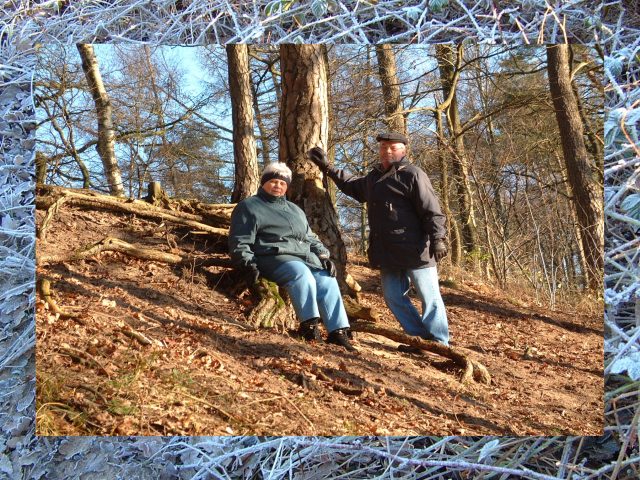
[35,203,603,436]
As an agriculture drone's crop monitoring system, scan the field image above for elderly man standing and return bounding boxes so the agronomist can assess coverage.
[308,132,450,350]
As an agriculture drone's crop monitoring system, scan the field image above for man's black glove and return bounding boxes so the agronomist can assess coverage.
[320,257,337,277]
[308,147,330,173]
[241,264,260,287]
[432,238,448,262]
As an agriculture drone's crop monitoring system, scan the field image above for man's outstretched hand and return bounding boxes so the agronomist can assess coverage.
[308,147,330,173]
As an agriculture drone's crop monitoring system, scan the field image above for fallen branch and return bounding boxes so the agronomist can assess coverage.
[179,390,239,423]
[58,343,110,377]
[36,185,229,236]
[349,321,491,385]
[121,324,155,346]
[38,236,183,265]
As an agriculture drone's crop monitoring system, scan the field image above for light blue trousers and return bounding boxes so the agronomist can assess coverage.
[268,261,349,333]
[380,266,450,345]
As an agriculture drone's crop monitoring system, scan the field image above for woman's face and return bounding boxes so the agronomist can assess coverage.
[263,178,288,197]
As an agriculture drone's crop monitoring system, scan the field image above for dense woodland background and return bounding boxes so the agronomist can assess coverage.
[36,43,603,307]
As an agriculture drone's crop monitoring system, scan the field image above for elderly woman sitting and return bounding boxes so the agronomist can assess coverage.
[228,162,356,352]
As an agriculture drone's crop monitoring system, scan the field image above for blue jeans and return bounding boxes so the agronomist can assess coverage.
[268,261,349,333]
[380,266,449,345]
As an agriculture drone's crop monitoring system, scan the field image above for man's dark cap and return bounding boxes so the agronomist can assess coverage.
[376,132,408,144]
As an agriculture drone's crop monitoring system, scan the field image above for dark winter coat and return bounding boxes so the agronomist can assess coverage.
[228,187,330,278]
[327,158,447,269]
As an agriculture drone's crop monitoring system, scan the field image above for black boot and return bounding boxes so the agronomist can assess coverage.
[298,318,322,342]
[327,328,357,352]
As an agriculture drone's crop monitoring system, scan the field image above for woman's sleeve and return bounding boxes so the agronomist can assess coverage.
[306,223,330,259]
[228,202,258,268]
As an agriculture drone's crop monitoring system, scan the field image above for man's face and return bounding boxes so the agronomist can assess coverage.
[263,178,288,197]
[378,140,406,168]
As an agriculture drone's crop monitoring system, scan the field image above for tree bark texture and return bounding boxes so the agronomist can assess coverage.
[227,44,260,202]
[278,44,359,297]
[375,45,407,135]
[435,44,478,255]
[546,45,603,290]
[76,43,125,197]
[35,152,48,185]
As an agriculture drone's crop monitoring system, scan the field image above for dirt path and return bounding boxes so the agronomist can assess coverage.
[36,207,603,436]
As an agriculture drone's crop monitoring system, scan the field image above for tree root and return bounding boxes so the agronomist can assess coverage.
[38,193,69,241]
[37,277,84,322]
[349,321,491,385]
[246,280,297,331]
[343,295,382,323]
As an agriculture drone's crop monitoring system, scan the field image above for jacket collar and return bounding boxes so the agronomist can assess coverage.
[257,187,287,204]
[375,157,410,183]
[375,157,410,173]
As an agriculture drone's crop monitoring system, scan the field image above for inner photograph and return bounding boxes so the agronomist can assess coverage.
[35,43,603,436]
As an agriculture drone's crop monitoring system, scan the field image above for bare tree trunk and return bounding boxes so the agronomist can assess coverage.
[76,43,124,197]
[35,152,48,185]
[568,45,604,178]
[269,58,282,106]
[375,45,407,135]
[435,44,478,257]
[546,45,603,291]
[227,44,260,202]
[142,45,175,197]
[322,45,338,205]
[250,78,271,169]
[435,107,461,266]
[279,44,359,297]
[553,152,588,290]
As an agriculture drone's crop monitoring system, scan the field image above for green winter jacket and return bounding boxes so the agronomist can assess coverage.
[228,187,330,278]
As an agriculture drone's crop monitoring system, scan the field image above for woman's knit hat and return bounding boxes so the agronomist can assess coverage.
[260,162,292,186]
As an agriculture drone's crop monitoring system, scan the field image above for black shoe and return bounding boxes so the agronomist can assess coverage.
[327,328,357,352]
[298,318,322,342]
[397,344,424,355]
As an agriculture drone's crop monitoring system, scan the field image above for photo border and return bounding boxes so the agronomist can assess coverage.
[0,1,631,477]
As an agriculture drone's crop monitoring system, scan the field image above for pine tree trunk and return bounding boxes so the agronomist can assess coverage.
[227,44,260,202]
[76,43,125,197]
[375,45,406,135]
[435,44,478,256]
[546,45,603,291]
[279,44,359,297]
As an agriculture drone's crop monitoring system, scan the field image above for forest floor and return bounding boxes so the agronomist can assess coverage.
[36,205,603,436]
